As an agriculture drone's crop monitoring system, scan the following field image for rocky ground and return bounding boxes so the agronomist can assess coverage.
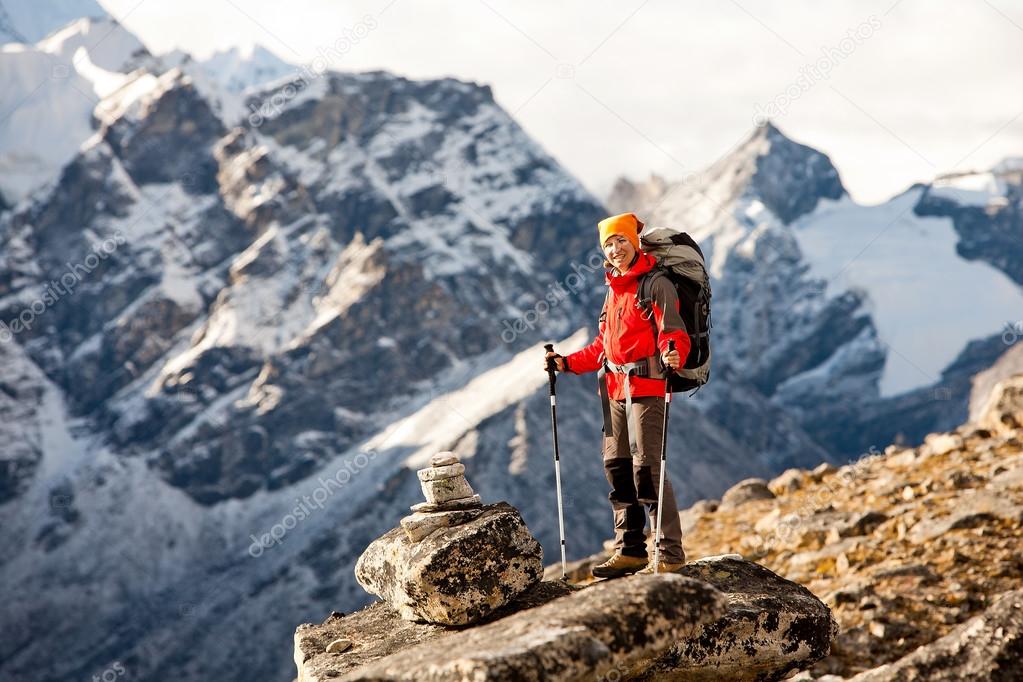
[297,454,837,680]
[560,374,1023,679]
[295,375,1023,681]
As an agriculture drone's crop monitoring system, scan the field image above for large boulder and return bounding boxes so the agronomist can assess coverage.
[975,374,1023,436]
[640,556,838,681]
[326,573,727,681]
[354,501,543,625]
[847,588,1023,681]
[294,581,576,681]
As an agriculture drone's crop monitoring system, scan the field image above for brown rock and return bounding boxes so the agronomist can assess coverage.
[719,478,776,510]
[769,468,806,495]
[847,589,1023,681]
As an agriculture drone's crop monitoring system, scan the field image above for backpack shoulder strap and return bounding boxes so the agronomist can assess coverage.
[635,269,668,342]
[635,268,668,313]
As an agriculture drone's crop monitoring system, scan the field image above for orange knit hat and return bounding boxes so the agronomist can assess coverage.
[598,212,644,251]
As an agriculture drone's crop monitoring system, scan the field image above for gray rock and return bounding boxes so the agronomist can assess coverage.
[976,375,1023,436]
[840,511,888,538]
[688,499,720,514]
[399,508,484,543]
[326,574,726,681]
[968,345,1023,424]
[809,462,838,481]
[871,562,939,585]
[355,502,543,625]
[989,454,1023,490]
[409,495,482,513]
[788,537,862,572]
[908,491,1023,543]
[769,468,807,494]
[421,474,476,504]
[294,581,575,681]
[325,638,352,654]
[719,478,776,510]
[430,452,459,467]
[921,432,963,457]
[416,462,465,482]
[642,557,838,681]
[847,588,1023,681]
[692,553,744,562]
[679,499,720,536]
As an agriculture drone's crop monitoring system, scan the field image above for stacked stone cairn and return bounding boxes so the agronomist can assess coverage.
[354,452,543,625]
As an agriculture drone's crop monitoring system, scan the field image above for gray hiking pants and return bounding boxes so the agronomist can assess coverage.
[602,395,686,563]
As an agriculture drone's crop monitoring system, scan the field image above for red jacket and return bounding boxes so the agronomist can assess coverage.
[564,252,690,400]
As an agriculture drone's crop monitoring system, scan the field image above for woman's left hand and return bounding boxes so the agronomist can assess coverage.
[661,349,681,370]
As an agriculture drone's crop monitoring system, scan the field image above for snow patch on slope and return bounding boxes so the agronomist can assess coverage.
[365,328,591,470]
[792,190,1023,397]
[0,0,106,44]
[0,16,150,204]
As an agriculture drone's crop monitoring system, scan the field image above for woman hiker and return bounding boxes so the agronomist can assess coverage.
[544,212,690,578]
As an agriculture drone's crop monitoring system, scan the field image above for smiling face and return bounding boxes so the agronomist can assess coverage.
[603,234,637,272]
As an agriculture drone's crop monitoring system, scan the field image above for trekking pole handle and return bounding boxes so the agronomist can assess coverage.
[666,340,676,374]
[544,343,557,395]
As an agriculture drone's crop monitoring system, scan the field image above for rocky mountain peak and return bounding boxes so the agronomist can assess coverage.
[736,120,847,223]
[609,120,845,228]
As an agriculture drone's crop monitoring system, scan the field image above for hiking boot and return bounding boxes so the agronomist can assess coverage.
[591,553,647,579]
[637,558,686,575]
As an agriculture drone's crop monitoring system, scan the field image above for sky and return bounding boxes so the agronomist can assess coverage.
[98,0,1023,206]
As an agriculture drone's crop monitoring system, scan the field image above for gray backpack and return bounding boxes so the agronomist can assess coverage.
[636,227,713,392]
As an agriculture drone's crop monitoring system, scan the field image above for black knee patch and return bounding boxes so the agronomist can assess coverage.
[635,465,657,503]
[604,458,638,504]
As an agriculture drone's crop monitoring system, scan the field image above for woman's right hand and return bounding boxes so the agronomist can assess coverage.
[543,351,565,373]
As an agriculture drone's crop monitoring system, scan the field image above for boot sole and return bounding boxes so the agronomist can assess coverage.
[590,565,646,579]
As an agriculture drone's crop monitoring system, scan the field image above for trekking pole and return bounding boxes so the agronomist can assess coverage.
[653,340,675,575]
[544,343,568,580]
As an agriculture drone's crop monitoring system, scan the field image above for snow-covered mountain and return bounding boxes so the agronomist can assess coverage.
[0,15,153,206]
[0,19,836,680]
[2,13,1020,682]
[0,8,300,210]
[609,121,1023,456]
[185,44,295,94]
[0,0,105,43]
